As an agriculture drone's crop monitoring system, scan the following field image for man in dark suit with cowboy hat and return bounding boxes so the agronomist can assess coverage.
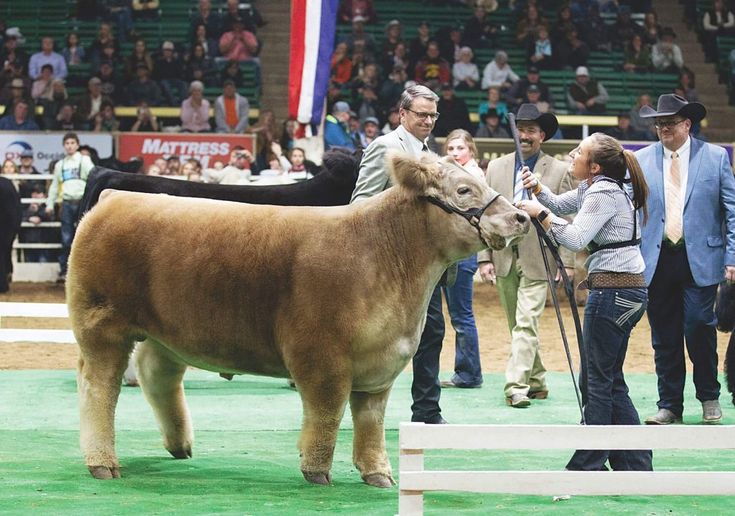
[478,104,576,408]
[635,94,735,425]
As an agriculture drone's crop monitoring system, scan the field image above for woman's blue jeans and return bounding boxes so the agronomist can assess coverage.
[566,287,653,471]
[442,255,483,387]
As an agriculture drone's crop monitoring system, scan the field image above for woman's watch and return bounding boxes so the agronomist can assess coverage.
[537,210,550,223]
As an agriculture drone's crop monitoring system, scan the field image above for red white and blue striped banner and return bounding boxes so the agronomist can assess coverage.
[288,0,339,135]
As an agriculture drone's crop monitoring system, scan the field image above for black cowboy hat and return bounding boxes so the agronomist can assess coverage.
[639,94,706,124]
[515,103,558,141]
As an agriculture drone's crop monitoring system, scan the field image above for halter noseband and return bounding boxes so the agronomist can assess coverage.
[420,193,501,248]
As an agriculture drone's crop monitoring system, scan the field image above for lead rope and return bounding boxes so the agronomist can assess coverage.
[508,113,586,424]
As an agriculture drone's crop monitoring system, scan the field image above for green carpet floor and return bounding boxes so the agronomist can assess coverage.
[1,370,734,514]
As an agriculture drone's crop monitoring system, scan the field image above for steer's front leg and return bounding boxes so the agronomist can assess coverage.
[350,387,395,487]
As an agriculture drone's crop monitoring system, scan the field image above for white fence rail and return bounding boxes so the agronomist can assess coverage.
[0,302,74,344]
[398,423,735,515]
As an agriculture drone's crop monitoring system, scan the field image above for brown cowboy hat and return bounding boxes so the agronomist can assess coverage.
[639,94,706,124]
[515,103,558,141]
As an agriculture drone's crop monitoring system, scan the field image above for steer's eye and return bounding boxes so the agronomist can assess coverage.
[457,186,471,195]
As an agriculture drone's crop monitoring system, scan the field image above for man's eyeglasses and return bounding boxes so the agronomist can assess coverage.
[406,108,440,121]
[654,118,686,130]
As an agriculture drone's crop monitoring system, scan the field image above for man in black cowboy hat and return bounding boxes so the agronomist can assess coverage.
[635,94,735,425]
[478,104,576,408]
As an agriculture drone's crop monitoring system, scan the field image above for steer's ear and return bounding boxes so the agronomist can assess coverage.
[389,151,441,194]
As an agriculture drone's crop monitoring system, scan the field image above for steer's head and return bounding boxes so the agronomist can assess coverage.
[389,152,529,253]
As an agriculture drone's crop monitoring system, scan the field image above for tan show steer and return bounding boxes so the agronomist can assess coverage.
[68,152,529,488]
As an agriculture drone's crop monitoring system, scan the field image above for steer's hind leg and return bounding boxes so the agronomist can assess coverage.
[350,388,395,487]
[77,331,134,479]
[292,365,351,485]
[135,339,193,459]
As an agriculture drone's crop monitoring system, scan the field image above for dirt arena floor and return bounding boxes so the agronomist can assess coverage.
[0,281,731,374]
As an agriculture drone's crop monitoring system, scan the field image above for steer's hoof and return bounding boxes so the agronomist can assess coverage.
[363,473,395,488]
[168,447,192,459]
[302,470,332,485]
[88,465,120,479]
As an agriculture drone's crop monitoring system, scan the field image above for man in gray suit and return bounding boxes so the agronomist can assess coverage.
[351,84,448,424]
[478,104,575,408]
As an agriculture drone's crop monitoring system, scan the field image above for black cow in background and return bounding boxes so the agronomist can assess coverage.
[79,149,360,218]
[715,282,735,405]
[0,176,22,292]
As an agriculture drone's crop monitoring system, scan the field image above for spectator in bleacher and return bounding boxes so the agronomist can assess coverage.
[475,108,510,138]
[190,0,222,42]
[220,60,244,88]
[62,33,85,66]
[551,4,576,45]
[76,77,111,129]
[164,156,181,176]
[125,38,154,81]
[481,50,519,91]
[215,79,249,133]
[52,103,83,131]
[219,17,259,63]
[414,41,451,92]
[675,69,698,103]
[605,112,645,140]
[247,109,280,171]
[222,0,266,34]
[515,4,549,46]
[338,0,377,25]
[287,147,318,178]
[651,27,684,74]
[628,93,656,140]
[0,99,39,131]
[1,158,17,174]
[101,0,136,44]
[567,66,608,115]
[355,85,381,124]
[555,27,590,70]
[433,83,472,137]
[280,118,299,152]
[437,26,463,65]
[380,20,404,69]
[182,158,202,182]
[702,0,735,62]
[342,16,377,59]
[577,3,611,52]
[0,75,32,114]
[203,146,254,184]
[180,80,211,133]
[46,132,94,282]
[20,185,53,263]
[409,21,432,72]
[527,25,554,70]
[154,41,187,106]
[330,42,353,86]
[609,5,643,51]
[505,65,548,111]
[185,43,217,86]
[95,60,124,104]
[353,61,381,96]
[379,63,407,112]
[381,41,409,80]
[127,63,162,106]
[1,28,28,70]
[17,149,45,199]
[462,3,499,50]
[623,33,652,73]
[29,37,67,80]
[40,80,68,130]
[132,0,160,20]
[347,113,362,145]
[358,116,380,149]
[130,101,159,131]
[478,85,509,124]
[524,83,551,114]
[452,46,479,90]
[31,64,55,101]
[88,23,119,71]
[191,24,220,60]
[641,10,661,46]
[324,101,356,151]
[93,100,119,132]
[381,106,400,134]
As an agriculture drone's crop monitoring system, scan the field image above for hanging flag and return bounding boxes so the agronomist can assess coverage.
[288,0,339,137]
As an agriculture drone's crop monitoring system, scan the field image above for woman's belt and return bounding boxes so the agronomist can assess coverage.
[578,272,646,290]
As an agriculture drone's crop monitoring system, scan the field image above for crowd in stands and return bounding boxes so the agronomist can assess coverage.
[0,0,264,133]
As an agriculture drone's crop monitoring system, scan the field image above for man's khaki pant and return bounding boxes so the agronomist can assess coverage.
[496,257,549,398]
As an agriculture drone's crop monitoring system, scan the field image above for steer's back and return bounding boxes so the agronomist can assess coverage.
[68,191,357,377]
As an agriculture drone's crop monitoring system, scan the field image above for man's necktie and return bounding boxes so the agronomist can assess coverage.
[665,151,683,243]
[421,143,429,153]
[513,167,526,203]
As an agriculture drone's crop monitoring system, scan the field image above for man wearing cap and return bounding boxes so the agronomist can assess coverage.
[635,94,735,425]
[358,116,380,148]
[28,37,67,80]
[17,149,45,199]
[1,28,29,71]
[76,77,111,129]
[324,101,356,151]
[506,65,552,111]
[567,66,608,115]
[215,79,250,133]
[351,84,450,424]
[479,104,575,408]
[154,41,187,106]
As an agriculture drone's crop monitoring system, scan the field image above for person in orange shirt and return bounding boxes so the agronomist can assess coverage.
[215,79,250,133]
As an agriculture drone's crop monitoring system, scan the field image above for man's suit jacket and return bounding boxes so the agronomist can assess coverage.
[478,151,575,280]
[351,125,420,203]
[635,137,735,287]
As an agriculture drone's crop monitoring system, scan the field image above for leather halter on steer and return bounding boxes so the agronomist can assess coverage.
[421,193,502,249]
